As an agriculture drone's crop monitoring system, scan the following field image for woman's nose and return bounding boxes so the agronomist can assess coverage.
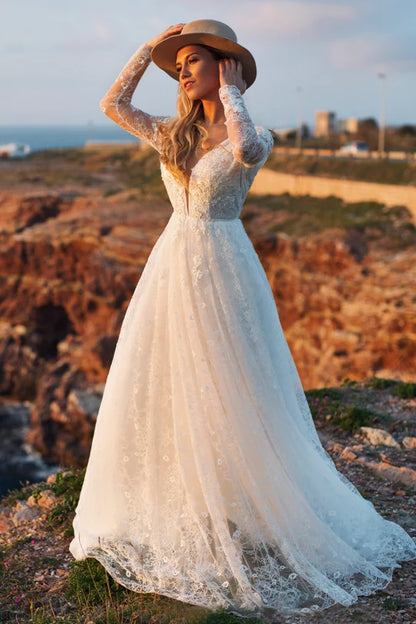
[180,65,191,80]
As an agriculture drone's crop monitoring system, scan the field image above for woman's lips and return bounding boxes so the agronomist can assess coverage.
[184,81,195,90]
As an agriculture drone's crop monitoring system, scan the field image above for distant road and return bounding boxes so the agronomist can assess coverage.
[272,146,416,162]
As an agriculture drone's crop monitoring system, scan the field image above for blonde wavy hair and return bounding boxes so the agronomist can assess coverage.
[158,46,226,187]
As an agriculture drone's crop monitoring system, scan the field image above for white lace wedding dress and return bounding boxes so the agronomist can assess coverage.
[69,44,416,618]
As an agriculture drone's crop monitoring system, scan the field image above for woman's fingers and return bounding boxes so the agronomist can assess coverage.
[148,24,184,48]
[219,59,246,93]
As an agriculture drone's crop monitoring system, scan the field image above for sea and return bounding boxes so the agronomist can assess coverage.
[0,124,139,152]
[0,402,58,500]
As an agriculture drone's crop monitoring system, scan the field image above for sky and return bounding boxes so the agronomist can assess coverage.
[1,0,415,131]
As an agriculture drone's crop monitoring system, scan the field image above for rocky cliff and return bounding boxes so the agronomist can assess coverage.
[0,147,415,467]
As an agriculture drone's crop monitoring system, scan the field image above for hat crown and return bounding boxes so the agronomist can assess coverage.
[151,19,256,88]
[182,19,237,44]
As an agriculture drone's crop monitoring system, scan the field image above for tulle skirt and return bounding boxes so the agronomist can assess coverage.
[70,211,416,618]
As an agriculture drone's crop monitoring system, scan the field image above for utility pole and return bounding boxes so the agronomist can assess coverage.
[296,86,303,151]
[378,72,386,155]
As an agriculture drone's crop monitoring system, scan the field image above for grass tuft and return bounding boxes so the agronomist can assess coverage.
[393,382,416,398]
[366,377,398,390]
[306,388,385,433]
[66,558,127,607]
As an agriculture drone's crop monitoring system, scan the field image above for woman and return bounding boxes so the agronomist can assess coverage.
[70,20,416,618]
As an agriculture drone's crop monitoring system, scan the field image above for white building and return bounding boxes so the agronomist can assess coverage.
[314,111,336,137]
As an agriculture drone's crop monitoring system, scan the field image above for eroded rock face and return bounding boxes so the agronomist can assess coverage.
[0,168,415,467]
[27,361,102,467]
[248,226,416,390]
[0,188,171,465]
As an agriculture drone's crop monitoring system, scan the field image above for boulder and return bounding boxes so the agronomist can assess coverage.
[360,427,400,448]
[36,490,57,511]
[13,500,41,524]
[358,460,416,487]
[0,507,14,532]
[402,436,416,450]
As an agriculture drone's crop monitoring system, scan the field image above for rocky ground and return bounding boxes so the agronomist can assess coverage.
[0,146,415,469]
[0,147,415,622]
[0,380,415,624]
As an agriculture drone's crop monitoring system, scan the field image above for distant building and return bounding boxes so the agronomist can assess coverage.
[314,111,336,137]
[338,118,359,134]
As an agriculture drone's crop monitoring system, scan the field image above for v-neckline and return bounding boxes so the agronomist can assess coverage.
[185,137,230,181]
[182,138,230,216]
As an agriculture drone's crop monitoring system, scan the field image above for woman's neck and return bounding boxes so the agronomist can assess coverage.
[200,98,225,126]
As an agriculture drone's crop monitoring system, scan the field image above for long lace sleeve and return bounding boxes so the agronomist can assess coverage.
[99,44,169,152]
[219,84,273,167]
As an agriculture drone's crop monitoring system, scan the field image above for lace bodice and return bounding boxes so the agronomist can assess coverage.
[100,44,273,220]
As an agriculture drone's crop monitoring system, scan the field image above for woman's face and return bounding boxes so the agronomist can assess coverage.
[176,45,220,101]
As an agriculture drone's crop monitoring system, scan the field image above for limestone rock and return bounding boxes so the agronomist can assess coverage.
[402,436,416,450]
[361,460,416,487]
[325,441,344,454]
[360,427,400,448]
[0,507,14,532]
[26,495,37,508]
[13,501,41,524]
[36,490,56,510]
[28,361,102,467]
[340,447,358,461]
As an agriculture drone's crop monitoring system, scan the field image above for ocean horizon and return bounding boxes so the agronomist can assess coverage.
[0,124,138,153]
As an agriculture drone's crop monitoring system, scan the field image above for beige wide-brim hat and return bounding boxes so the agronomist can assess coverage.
[151,19,257,88]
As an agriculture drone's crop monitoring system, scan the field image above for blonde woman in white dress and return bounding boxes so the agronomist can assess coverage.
[69,19,416,619]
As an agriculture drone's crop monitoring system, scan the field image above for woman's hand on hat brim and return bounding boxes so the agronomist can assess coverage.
[148,24,184,50]
[219,59,247,95]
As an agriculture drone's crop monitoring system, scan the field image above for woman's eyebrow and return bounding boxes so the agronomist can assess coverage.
[176,52,198,68]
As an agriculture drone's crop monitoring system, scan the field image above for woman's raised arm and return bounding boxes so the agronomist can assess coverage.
[218,59,273,167]
[99,24,183,151]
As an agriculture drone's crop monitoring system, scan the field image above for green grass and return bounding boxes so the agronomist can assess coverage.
[382,595,408,611]
[365,378,416,398]
[393,382,416,398]
[306,387,387,433]
[366,377,398,390]
[66,558,127,607]
[266,152,416,186]
[66,558,265,624]
[245,193,416,247]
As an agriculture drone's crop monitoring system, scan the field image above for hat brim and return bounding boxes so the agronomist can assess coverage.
[151,33,257,88]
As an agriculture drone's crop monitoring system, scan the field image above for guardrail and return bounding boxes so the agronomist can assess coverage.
[272,147,416,161]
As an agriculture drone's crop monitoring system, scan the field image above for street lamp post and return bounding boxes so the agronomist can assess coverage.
[296,86,303,151]
[378,72,386,155]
